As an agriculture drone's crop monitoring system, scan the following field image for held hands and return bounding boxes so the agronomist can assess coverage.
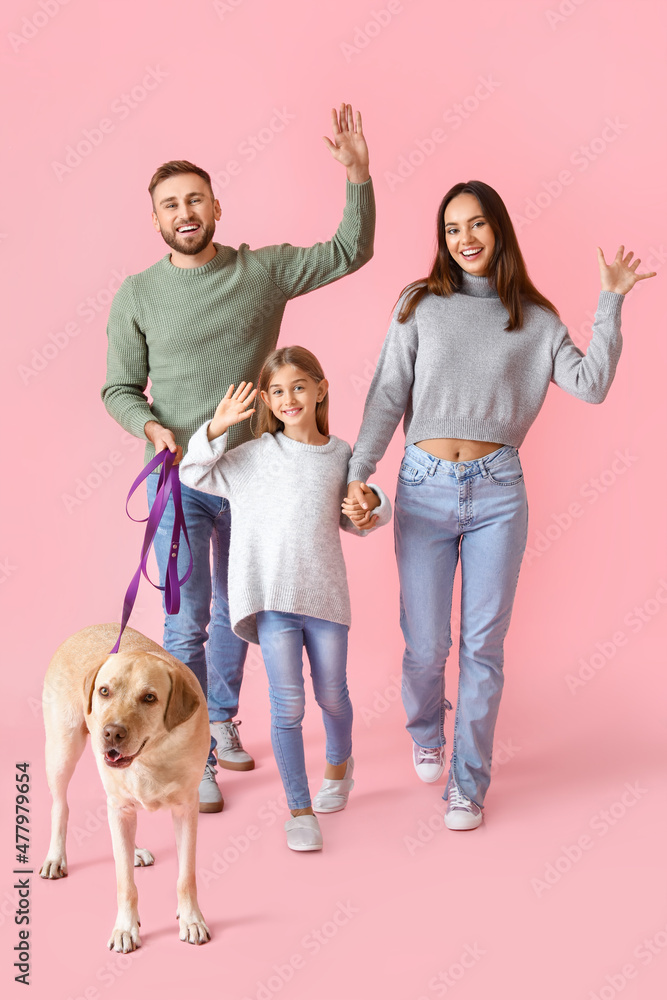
[144,420,183,464]
[322,103,370,184]
[207,382,257,441]
[597,245,656,295]
[342,480,380,530]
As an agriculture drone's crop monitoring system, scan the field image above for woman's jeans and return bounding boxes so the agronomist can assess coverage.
[256,611,352,811]
[146,474,248,722]
[394,444,528,808]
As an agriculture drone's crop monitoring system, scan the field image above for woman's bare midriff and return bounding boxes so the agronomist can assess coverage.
[415,439,505,462]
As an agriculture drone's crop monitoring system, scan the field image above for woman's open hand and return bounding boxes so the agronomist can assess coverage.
[597,245,656,295]
[207,382,257,441]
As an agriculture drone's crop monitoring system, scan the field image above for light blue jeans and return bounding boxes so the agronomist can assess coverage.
[394,444,528,807]
[146,474,248,724]
[256,611,352,810]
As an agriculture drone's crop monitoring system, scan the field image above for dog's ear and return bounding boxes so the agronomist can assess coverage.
[164,670,201,732]
[83,660,106,715]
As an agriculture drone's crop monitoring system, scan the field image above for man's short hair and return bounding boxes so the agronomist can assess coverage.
[148,160,213,202]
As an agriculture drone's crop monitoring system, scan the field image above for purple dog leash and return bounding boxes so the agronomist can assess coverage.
[111,448,193,654]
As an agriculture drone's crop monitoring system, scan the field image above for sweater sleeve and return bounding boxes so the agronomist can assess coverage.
[551,291,624,403]
[251,178,375,299]
[179,425,255,498]
[100,277,155,438]
[339,481,392,537]
[347,298,418,484]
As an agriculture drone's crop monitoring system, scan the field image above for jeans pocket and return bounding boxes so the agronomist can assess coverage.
[485,453,524,487]
[397,460,428,486]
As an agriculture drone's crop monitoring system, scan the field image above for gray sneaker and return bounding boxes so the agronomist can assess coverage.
[199,761,224,814]
[210,720,255,771]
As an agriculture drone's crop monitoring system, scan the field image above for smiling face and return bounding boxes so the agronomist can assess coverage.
[444,192,495,276]
[260,365,328,439]
[151,172,221,257]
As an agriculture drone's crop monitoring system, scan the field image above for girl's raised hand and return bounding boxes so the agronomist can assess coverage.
[597,245,656,295]
[207,382,257,440]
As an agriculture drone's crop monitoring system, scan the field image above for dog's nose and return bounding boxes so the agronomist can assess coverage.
[103,724,128,746]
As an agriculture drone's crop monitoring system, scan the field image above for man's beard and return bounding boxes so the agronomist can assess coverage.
[159,219,215,256]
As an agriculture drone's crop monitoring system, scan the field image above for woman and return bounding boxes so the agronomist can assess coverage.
[345,180,654,830]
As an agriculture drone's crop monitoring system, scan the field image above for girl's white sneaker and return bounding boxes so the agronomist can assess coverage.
[284,814,323,851]
[312,757,355,813]
[413,743,445,782]
[444,783,483,830]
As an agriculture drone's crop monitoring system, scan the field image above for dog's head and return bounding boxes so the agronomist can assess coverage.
[84,652,201,769]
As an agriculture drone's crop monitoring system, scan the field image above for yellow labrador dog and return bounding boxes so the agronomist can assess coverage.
[39,623,211,952]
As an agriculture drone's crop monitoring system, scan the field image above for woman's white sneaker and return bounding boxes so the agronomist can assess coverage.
[413,743,445,782]
[444,783,483,830]
[312,757,355,813]
[284,814,323,852]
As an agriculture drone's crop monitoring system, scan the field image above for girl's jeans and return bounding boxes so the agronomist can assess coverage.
[394,444,528,808]
[256,611,352,811]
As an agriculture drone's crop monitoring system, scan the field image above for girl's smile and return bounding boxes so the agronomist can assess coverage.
[261,364,330,445]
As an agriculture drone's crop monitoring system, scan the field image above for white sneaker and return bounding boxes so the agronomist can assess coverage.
[444,782,483,830]
[198,761,224,814]
[413,743,445,783]
[284,814,323,852]
[312,758,355,813]
[210,719,255,771]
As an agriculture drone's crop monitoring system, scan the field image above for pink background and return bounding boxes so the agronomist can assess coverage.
[2,0,666,997]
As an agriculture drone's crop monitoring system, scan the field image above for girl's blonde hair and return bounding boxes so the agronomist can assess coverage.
[255,346,329,436]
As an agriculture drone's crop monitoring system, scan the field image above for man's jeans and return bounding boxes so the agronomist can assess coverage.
[256,611,352,810]
[394,444,528,808]
[146,474,248,722]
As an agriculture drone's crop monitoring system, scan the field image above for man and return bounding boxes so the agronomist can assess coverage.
[102,104,375,812]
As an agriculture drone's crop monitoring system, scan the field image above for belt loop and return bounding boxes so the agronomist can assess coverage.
[428,456,437,476]
[479,455,489,478]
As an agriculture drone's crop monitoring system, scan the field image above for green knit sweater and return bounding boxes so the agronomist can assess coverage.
[102,178,375,462]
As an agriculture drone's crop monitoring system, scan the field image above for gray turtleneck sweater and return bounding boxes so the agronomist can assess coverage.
[348,272,624,483]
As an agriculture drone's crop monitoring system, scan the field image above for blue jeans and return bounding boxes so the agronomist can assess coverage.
[256,611,352,811]
[394,444,528,807]
[146,474,248,722]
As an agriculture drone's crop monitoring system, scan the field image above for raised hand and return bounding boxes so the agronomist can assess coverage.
[597,245,656,295]
[207,382,257,441]
[322,103,370,183]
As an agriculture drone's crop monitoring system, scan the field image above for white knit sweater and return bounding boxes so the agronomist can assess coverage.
[180,426,392,643]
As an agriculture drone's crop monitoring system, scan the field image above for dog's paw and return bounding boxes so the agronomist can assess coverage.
[107,923,141,953]
[39,856,67,879]
[133,847,155,867]
[178,910,211,945]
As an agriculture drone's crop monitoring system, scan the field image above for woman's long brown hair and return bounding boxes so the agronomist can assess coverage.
[255,346,329,436]
[397,180,559,331]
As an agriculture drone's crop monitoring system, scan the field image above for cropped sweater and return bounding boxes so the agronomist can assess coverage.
[347,270,624,483]
[179,427,391,644]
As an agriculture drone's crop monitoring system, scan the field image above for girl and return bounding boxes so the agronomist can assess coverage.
[346,180,654,831]
[179,346,391,851]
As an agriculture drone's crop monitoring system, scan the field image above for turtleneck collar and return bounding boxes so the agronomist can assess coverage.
[458,269,498,299]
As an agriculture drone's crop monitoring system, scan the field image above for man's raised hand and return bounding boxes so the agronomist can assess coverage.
[322,103,370,184]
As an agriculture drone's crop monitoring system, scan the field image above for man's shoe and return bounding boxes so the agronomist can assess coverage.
[210,719,255,771]
[413,742,445,783]
[312,757,355,813]
[284,814,323,852]
[199,761,224,814]
[444,782,483,830]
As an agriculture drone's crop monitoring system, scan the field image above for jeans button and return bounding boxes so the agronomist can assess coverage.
[458,464,466,473]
